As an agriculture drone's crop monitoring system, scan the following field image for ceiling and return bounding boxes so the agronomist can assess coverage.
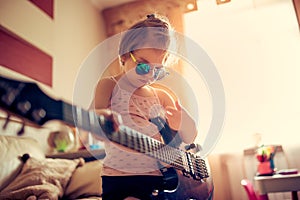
[90,0,287,11]
[90,0,205,14]
[90,0,137,10]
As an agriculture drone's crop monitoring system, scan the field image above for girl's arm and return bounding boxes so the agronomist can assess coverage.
[156,88,198,144]
[90,77,118,141]
[93,77,115,109]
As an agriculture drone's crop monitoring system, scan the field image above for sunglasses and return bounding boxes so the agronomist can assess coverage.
[130,52,169,81]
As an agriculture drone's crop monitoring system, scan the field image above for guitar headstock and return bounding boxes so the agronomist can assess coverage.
[0,76,63,126]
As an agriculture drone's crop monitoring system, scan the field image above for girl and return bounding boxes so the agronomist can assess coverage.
[93,14,198,200]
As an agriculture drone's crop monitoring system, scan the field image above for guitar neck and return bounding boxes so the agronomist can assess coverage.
[62,102,185,167]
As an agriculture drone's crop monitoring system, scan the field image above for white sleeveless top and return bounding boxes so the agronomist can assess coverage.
[102,77,165,176]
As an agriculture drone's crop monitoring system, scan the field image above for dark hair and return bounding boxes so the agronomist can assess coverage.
[118,14,173,57]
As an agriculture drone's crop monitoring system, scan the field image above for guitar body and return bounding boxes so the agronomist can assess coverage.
[164,169,213,200]
[159,160,213,200]
[151,116,214,199]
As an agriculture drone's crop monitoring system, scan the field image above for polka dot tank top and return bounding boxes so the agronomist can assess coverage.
[102,77,165,176]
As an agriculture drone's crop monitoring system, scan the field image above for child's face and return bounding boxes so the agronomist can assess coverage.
[123,48,168,87]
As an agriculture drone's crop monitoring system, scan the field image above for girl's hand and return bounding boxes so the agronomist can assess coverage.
[165,101,197,143]
[165,101,183,131]
[94,109,123,139]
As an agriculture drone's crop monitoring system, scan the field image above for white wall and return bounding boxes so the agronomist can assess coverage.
[53,0,106,103]
[184,0,300,153]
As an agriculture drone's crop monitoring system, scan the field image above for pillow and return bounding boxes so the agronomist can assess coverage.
[0,136,45,191]
[0,156,84,200]
[64,160,103,199]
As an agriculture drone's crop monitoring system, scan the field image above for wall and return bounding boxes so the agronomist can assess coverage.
[0,0,106,152]
[183,0,300,199]
[53,0,105,103]
[184,0,300,153]
[0,0,106,102]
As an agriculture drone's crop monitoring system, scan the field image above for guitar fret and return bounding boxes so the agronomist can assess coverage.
[81,109,91,132]
[62,103,75,126]
[75,106,82,128]
[138,134,143,152]
[119,127,126,146]
[62,103,100,135]
[166,147,172,165]
[128,129,134,149]
[88,111,96,133]
[151,138,158,159]
[142,137,147,153]
[138,136,144,153]
[133,130,138,150]
[120,126,133,149]
[145,137,150,154]
[133,132,138,150]
[161,145,168,164]
[73,106,95,132]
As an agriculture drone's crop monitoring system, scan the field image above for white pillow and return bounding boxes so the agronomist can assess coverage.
[0,136,45,191]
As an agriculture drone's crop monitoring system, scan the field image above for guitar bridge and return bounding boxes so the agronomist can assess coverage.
[182,152,209,181]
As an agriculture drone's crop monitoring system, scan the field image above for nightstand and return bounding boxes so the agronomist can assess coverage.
[46,148,105,162]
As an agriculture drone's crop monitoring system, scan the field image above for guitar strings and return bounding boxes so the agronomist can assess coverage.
[111,126,184,168]
[118,129,208,178]
[67,105,208,178]
[113,126,207,176]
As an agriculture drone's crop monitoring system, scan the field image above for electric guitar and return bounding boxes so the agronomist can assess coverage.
[0,75,214,200]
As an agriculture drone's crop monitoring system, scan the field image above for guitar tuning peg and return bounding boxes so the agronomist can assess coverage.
[185,143,202,153]
[2,113,10,130]
[17,121,25,135]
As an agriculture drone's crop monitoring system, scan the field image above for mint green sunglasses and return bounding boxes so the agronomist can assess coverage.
[130,52,169,81]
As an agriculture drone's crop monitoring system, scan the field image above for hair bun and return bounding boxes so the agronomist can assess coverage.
[147,14,155,19]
